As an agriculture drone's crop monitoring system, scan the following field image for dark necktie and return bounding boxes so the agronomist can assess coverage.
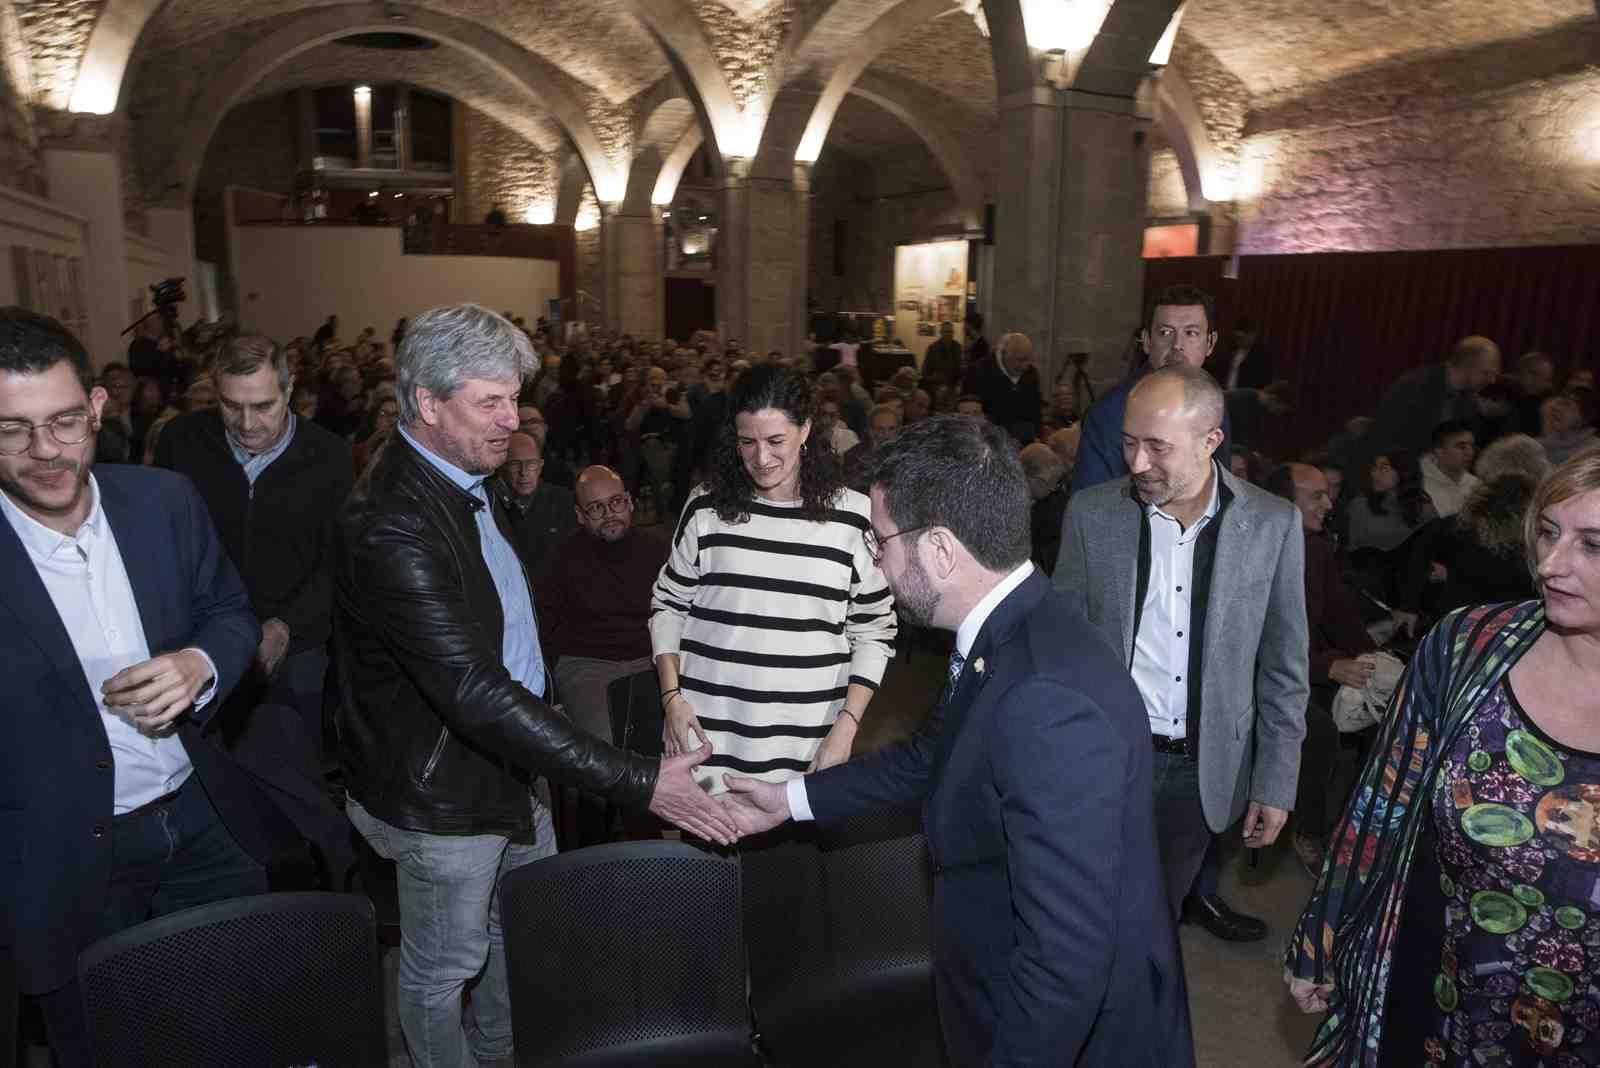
[940,650,967,707]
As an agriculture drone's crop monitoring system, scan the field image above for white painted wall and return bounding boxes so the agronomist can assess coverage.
[43,150,127,366]
[230,223,560,342]
[0,184,88,303]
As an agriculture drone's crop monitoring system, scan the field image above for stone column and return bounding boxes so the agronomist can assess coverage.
[603,205,664,340]
[43,149,129,368]
[353,86,372,170]
[716,159,810,358]
[991,86,1151,390]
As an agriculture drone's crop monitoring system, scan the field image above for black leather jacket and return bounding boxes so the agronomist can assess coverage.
[333,434,657,841]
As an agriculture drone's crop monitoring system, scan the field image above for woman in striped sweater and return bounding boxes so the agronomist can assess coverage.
[650,366,898,792]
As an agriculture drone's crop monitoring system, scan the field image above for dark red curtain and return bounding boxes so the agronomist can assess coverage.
[1143,245,1600,457]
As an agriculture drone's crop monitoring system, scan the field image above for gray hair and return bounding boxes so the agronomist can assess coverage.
[214,334,291,393]
[395,304,534,424]
[1476,433,1551,483]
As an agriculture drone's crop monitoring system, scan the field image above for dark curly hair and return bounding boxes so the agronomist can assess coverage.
[705,365,843,523]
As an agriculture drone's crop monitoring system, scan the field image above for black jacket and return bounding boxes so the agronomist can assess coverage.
[968,357,1043,443]
[154,410,353,653]
[333,434,657,840]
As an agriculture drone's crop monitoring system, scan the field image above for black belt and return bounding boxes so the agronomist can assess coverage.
[1151,734,1190,756]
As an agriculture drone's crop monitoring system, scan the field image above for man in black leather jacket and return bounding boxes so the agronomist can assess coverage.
[335,304,736,1068]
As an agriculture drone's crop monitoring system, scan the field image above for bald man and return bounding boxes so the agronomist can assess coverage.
[1048,425,1081,483]
[1020,442,1069,576]
[538,466,670,747]
[1263,462,1378,876]
[969,329,1043,443]
[1054,364,1309,933]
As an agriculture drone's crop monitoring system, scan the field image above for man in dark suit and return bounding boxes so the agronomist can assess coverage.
[722,415,1192,1068]
[0,308,285,1067]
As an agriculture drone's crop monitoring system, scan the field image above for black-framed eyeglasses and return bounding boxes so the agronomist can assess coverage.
[0,410,93,455]
[504,459,543,477]
[580,492,632,520]
[863,524,929,562]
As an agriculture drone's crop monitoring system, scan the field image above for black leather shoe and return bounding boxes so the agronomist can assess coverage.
[1183,894,1268,942]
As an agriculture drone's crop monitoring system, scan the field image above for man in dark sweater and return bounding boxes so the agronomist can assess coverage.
[967,330,1043,443]
[1265,463,1377,877]
[538,465,668,746]
[153,334,356,884]
[494,431,577,589]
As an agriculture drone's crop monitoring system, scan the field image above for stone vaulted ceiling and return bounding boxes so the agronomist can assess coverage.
[1179,0,1596,102]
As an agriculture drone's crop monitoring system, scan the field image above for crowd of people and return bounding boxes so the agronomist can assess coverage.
[2,280,1598,1067]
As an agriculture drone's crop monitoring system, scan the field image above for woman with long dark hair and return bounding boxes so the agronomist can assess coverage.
[649,366,898,789]
[1346,451,1436,552]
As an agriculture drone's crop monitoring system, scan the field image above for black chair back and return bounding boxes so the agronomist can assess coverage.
[499,839,758,1067]
[77,892,385,1068]
[742,807,944,1067]
[606,668,663,757]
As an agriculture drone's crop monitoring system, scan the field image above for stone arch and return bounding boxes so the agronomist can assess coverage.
[622,0,749,159]
[66,0,164,113]
[627,90,704,216]
[170,4,625,203]
[651,124,705,208]
[848,72,986,229]
[793,0,952,164]
[555,149,589,226]
[981,0,1181,98]
[1152,68,1220,210]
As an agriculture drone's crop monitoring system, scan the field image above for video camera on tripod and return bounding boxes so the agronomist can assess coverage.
[121,276,187,337]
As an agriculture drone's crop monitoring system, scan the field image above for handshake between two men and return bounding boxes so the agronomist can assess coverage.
[642,745,799,844]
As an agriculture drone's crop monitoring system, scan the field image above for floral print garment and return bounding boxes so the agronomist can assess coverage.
[1395,680,1600,1067]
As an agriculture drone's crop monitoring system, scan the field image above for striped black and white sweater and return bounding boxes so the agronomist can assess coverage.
[649,486,898,791]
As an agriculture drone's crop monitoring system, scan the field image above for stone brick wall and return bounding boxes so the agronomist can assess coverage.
[191,93,298,267]
[1235,70,1600,253]
[0,35,43,195]
[460,105,554,225]
[12,0,98,111]
[1146,146,1187,220]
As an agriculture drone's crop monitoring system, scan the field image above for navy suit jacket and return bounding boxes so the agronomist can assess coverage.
[806,570,1193,1067]
[0,465,277,993]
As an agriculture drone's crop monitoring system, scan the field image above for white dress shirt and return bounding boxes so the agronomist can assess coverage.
[2,476,215,813]
[1420,453,1481,518]
[1130,471,1220,739]
[787,561,1036,822]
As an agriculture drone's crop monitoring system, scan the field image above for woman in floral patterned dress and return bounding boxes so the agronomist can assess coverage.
[1286,448,1600,1066]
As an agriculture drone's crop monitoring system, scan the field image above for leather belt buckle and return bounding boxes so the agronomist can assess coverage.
[1151,733,1188,756]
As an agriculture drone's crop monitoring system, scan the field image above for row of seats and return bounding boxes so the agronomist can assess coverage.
[70,813,940,1067]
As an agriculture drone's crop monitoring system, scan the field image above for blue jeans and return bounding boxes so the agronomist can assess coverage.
[1150,752,1213,922]
[39,773,267,1068]
[347,793,556,1068]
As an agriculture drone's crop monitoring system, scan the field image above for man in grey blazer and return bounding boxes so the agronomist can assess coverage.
[1054,364,1309,919]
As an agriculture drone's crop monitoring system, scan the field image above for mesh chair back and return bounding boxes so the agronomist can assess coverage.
[742,808,940,1066]
[499,839,754,1067]
[606,669,663,756]
[744,807,930,1000]
[77,892,384,1068]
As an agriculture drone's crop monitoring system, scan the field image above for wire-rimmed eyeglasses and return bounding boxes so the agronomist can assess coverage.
[863,524,929,562]
[0,411,93,456]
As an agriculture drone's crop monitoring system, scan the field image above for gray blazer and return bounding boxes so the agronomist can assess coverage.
[1053,465,1309,832]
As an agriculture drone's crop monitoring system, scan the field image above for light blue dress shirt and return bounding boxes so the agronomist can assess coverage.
[398,425,544,697]
[227,412,297,490]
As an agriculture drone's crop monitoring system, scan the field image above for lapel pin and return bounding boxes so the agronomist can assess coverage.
[973,657,985,674]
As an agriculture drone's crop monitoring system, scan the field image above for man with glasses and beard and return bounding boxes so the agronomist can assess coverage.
[539,465,669,747]
[719,414,1192,1067]
[0,308,282,1067]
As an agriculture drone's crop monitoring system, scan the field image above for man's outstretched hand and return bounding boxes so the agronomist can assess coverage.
[648,744,741,845]
[720,774,792,836]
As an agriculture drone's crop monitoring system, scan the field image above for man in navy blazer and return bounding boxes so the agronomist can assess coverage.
[0,309,283,1066]
[723,415,1193,1067]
